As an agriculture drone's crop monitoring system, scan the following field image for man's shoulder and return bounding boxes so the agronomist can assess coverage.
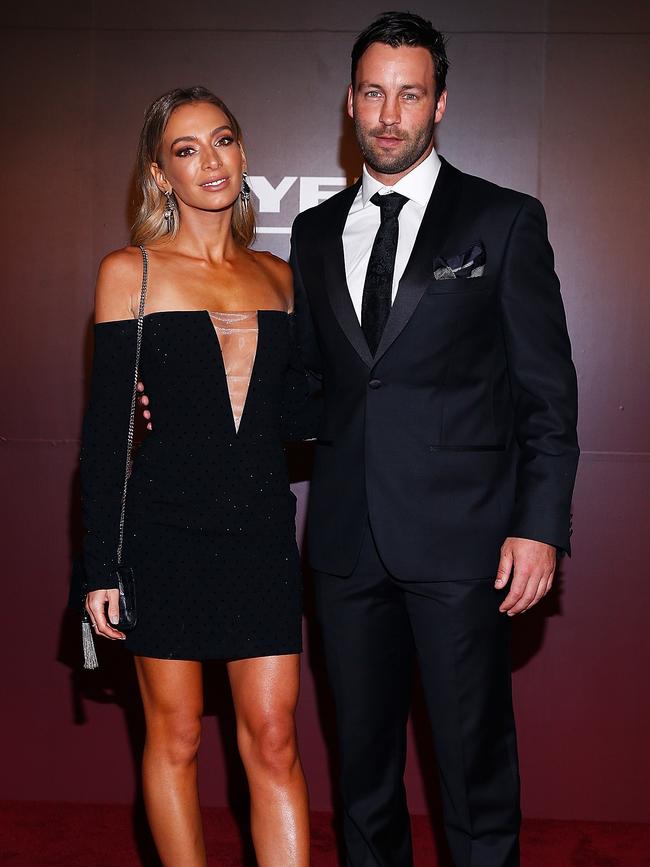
[291,161,543,239]
[452,161,529,202]
[449,159,540,217]
[292,181,360,234]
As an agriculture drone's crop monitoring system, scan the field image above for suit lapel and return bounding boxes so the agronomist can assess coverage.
[373,158,462,365]
[321,179,375,367]
[320,159,462,369]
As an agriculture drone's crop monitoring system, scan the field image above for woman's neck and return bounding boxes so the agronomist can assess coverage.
[172,205,240,263]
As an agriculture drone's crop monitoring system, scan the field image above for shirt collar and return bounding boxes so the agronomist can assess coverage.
[361,147,441,208]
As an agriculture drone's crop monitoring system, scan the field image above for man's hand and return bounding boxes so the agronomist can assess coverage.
[137,381,152,430]
[494,537,556,616]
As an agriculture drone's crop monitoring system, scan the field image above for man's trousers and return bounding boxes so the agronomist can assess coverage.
[313,523,521,867]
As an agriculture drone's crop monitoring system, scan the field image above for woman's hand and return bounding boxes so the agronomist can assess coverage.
[137,381,152,430]
[85,589,126,640]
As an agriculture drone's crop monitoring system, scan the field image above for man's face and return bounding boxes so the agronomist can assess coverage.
[348,42,447,183]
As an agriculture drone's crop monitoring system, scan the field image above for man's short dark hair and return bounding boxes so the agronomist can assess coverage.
[351,11,449,102]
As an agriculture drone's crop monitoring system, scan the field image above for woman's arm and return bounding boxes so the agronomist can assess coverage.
[80,249,142,638]
[282,313,323,442]
[268,255,322,442]
[94,246,142,323]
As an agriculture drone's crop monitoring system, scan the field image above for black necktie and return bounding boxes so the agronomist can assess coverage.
[361,191,409,355]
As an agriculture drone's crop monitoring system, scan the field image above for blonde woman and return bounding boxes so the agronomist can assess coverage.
[81,86,313,866]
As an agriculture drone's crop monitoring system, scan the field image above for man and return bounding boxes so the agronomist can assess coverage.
[290,12,579,867]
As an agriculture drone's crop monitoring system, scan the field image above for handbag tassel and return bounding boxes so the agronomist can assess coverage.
[81,610,99,670]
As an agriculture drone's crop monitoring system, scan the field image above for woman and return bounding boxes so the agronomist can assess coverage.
[81,86,314,866]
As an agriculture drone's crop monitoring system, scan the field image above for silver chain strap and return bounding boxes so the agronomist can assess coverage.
[116,245,148,565]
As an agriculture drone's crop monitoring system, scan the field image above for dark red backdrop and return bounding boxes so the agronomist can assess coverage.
[1,0,649,824]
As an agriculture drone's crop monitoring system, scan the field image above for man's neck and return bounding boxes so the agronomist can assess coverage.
[364,141,436,187]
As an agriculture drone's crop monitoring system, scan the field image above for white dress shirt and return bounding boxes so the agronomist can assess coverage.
[342,148,442,322]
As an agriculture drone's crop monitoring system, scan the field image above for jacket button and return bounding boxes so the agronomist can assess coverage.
[368,379,382,389]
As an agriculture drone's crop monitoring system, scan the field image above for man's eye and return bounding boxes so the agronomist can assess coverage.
[403,93,418,101]
[365,91,381,98]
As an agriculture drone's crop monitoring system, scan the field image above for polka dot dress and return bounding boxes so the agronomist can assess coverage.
[80,310,315,660]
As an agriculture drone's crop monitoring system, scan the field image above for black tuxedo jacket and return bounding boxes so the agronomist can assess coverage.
[290,157,579,581]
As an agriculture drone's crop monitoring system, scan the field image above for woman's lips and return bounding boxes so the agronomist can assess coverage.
[200,177,229,190]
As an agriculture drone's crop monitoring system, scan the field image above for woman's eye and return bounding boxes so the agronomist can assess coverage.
[215,136,234,147]
[175,147,195,157]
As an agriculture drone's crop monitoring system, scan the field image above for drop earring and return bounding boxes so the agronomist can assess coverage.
[240,171,251,204]
[163,189,176,226]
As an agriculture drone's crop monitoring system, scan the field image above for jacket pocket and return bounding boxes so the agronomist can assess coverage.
[425,276,490,295]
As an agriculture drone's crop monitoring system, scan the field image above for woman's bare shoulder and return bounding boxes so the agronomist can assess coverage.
[252,250,294,311]
[94,246,144,323]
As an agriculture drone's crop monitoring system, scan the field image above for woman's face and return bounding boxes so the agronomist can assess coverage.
[151,100,245,215]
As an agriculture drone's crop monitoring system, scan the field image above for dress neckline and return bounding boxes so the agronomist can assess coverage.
[144,309,290,318]
[95,309,291,327]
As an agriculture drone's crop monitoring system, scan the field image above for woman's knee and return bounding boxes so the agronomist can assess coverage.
[239,713,298,777]
[148,712,202,766]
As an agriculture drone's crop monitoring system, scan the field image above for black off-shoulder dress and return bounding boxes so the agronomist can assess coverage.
[80,306,316,660]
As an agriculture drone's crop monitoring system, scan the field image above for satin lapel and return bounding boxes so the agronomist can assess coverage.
[373,158,462,365]
[321,180,374,368]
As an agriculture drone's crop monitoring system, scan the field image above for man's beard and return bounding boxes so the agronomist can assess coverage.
[354,116,436,175]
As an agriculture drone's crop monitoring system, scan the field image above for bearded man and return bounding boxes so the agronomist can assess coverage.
[290,12,579,867]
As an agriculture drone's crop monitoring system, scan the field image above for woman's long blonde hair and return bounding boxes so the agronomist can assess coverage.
[131,86,255,248]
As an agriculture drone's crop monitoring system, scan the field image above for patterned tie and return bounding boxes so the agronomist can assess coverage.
[361,191,409,355]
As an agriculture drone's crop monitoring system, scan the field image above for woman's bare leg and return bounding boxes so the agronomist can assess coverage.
[228,653,310,866]
[135,657,206,867]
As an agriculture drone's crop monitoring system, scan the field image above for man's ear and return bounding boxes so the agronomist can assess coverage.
[347,84,354,120]
[150,162,170,193]
[434,89,448,124]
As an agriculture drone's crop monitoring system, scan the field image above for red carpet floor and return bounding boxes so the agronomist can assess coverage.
[1,801,649,866]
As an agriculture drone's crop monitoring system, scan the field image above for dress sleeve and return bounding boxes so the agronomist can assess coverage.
[281,313,322,442]
[80,320,137,591]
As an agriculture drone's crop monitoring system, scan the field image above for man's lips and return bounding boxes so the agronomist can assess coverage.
[374,135,405,148]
